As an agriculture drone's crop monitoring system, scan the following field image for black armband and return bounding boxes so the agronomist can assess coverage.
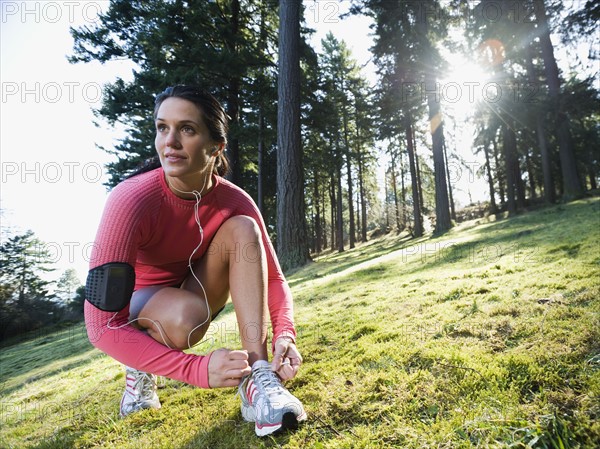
[85,263,135,312]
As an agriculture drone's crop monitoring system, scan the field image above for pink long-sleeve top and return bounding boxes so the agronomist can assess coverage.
[84,167,296,388]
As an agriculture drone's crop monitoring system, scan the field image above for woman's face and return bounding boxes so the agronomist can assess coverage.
[154,97,214,183]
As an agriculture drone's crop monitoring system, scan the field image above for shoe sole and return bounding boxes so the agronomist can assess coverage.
[254,411,307,437]
[119,395,161,418]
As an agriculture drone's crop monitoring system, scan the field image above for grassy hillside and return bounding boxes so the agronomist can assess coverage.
[1,197,599,449]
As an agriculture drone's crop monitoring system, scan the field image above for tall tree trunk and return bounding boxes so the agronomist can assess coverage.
[413,133,425,214]
[535,0,583,200]
[406,116,423,236]
[515,148,526,210]
[355,108,368,243]
[400,150,407,228]
[355,190,361,242]
[257,2,267,215]
[390,151,401,230]
[503,122,518,215]
[227,0,242,186]
[257,110,265,215]
[357,148,368,242]
[493,138,506,208]
[345,141,356,249]
[525,43,555,203]
[276,0,309,270]
[314,174,322,253]
[535,113,556,202]
[483,143,498,214]
[535,114,555,202]
[311,212,316,255]
[443,140,456,220]
[227,99,241,186]
[588,166,597,190]
[341,83,356,249]
[384,170,390,230]
[524,144,537,200]
[417,13,451,233]
[18,258,26,307]
[336,160,344,253]
[577,117,597,190]
[330,172,336,251]
[321,186,328,249]
[427,84,452,232]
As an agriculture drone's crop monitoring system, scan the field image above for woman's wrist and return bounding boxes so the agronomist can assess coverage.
[275,335,295,344]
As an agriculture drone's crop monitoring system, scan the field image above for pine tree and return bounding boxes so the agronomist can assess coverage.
[69,0,279,189]
[276,0,309,270]
[55,269,82,306]
[356,0,451,234]
[0,231,59,339]
[533,0,583,200]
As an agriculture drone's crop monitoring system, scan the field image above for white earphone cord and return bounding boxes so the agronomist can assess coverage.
[107,177,212,351]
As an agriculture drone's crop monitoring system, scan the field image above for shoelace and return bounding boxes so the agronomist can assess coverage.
[251,366,282,398]
[130,370,157,402]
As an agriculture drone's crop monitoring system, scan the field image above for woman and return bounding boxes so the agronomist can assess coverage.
[84,85,306,437]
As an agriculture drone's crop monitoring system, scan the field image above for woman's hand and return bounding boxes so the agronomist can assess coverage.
[207,348,251,388]
[271,337,302,381]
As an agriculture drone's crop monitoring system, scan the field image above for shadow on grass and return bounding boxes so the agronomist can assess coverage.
[0,350,103,399]
[287,233,421,288]
[283,199,600,307]
[29,428,81,449]
[414,198,600,272]
[303,198,599,285]
[179,413,296,449]
[0,323,97,396]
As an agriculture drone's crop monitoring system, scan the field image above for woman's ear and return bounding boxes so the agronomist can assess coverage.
[211,143,225,156]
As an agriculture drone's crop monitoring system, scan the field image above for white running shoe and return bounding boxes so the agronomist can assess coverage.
[119,366,162,417]
[238,360,307,436]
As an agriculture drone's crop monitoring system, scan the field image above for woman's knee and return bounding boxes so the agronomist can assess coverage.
[224,215,261,244]
[167,299,211,349]
[136,293,207,350]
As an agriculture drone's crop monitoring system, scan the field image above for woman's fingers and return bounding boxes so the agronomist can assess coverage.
[220,377,242,388]
[224,367,251,379]
[271,337,292,372]
[277,357,294,380]
[273,343,303,380]
[208,345,304,387]
[228,349,250,360]
[208,348,250,387]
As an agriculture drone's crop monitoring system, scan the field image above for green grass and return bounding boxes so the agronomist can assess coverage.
[1,197,599,448]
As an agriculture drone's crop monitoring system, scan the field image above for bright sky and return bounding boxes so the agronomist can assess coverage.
[1,1,133,284]
[0,1,591,286]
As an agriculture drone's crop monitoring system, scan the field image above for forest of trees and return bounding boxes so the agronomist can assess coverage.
[1,0,597,340]
[66,0,598,270]
[0,228,85,342]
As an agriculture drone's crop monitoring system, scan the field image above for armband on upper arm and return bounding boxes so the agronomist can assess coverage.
[85,263,135,312]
